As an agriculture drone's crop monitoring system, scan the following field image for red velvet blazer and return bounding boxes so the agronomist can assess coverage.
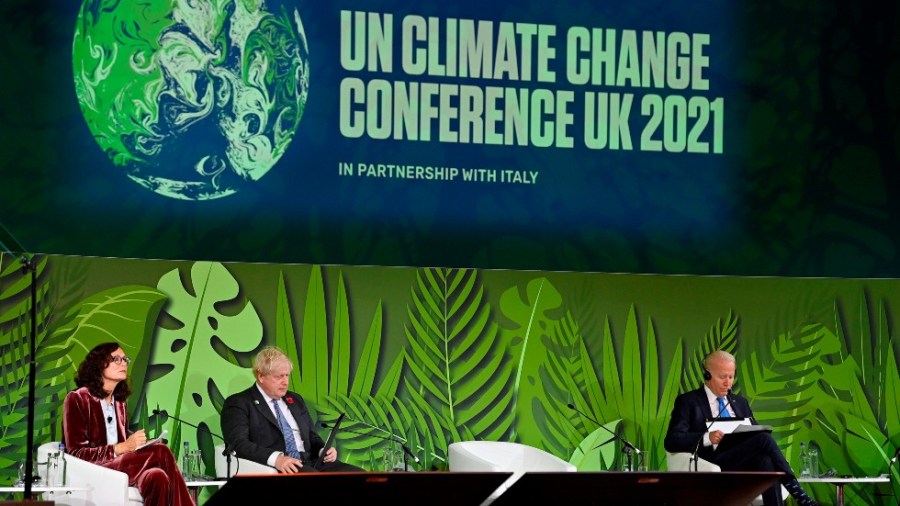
[62,386,129,464]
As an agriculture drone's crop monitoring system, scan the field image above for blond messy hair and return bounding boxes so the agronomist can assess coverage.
[253,346,292,377]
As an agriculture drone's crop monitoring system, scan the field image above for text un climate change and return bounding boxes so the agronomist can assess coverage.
[338,12,720,153]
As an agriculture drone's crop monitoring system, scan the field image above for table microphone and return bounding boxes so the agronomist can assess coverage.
[347,416,421,464]
[152,408,235,478]
[690,390,735,471]
[151,408,227,444]
[322,422,420,464]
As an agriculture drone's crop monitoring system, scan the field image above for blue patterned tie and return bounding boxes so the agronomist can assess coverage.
[717,397,731,418]
[272,399,301,459]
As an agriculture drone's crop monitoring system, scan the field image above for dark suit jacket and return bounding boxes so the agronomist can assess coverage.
[221,384,326,466]
[664,387,757,462]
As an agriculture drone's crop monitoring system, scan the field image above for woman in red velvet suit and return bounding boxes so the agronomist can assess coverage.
[63,342,193,506]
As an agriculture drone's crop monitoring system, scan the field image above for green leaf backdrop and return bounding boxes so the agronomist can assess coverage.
[1,254,898,504]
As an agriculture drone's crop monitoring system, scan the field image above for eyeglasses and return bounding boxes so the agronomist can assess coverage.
[109,355,131,365]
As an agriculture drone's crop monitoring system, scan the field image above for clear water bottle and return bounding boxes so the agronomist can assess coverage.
[46,454,58,487]
[50,443,67,486]
[182,442,191,480]
[807,444,819,478]
[798,442,811,478]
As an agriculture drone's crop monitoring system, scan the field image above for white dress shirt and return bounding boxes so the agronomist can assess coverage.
[102,398,118,446]
[702,385,732,448]
[255,383,305,466]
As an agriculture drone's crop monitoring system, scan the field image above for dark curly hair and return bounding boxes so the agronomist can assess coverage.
[75,342,132,400]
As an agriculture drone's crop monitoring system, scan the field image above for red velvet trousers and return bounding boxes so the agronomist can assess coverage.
[104,444,193,506]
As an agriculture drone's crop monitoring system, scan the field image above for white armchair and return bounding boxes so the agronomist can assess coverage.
[37,441,142,505]
[666,451,721,472]
[666,451,786,506]
[213,444,277,477]
[448,441,576,473]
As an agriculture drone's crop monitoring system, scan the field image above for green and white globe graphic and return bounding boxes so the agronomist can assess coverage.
[73,0,309,200]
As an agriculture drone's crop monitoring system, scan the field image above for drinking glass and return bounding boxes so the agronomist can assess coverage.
[192,450,204,480]
[15,461,46,487]
[383,444,404,472]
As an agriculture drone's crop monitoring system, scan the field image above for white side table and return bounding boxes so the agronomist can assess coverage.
[798,476,890,506]
[0,485,91,501]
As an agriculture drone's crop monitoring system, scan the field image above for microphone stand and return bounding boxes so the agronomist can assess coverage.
[566,403,642,471]
[153,408,232,478]
[346,417,421,467]
[1,224,38,499]
[323,422,420,470]
[690,392,736,472]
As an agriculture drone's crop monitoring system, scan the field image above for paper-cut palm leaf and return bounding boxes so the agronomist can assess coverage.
[330,272,350,396]
[301,265,329,405]
[881,351,900,499]
[329,391,419,467]
[42,285,167,422]
[405,268,512,441]
[275,265,396,470]
[835,293,897,437]
[275,271,301,390]
[680,310,737,394]
[351,300,383,397]
[828,293,900,502]
[538,311,593,457]
[594,305,683,470]
[741,321,867,493]
[569,421,620,471]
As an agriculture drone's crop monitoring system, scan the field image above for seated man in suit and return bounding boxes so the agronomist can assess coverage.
[664,350,818,506]
[221,346,362,472]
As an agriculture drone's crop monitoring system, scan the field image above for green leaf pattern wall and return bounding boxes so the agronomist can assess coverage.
[1,253,898,504]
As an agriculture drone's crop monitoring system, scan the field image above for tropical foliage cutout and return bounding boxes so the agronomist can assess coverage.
[0,256,898,506]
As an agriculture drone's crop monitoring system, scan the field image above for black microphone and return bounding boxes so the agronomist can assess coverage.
[328,417,421,466]
[347,417,421,465]
[566,403,642,470]
[152,408,226,445]
[152,408,235,477]
[320,422,420,465]
[690,391,735,472]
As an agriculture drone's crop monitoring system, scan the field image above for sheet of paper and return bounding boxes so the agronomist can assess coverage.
[706,418,751,434]
[136,429,168,450]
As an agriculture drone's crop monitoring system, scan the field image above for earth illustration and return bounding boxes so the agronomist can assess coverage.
[72,0,309,200]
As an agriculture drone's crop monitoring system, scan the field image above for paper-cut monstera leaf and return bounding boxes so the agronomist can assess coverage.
[145,262,262,452]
